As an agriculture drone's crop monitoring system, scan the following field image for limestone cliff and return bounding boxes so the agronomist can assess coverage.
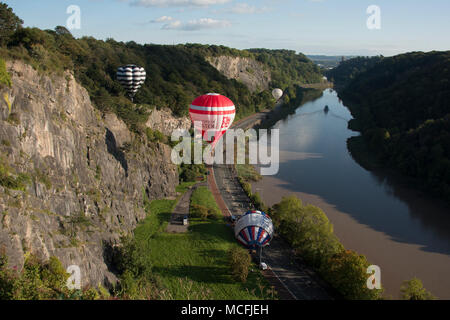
[206,56,271,93]
[0,60,179,288]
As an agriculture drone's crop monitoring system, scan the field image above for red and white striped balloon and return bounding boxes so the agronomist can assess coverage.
[189,93,236,146]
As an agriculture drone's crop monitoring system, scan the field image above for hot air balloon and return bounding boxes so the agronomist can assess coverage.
[189,93,235,147]
[272,88,283,100]
[234,210,274,249]
[117,65,146,101]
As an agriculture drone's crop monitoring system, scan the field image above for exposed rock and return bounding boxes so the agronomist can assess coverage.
[0,60,179,288]
[206,56,271,93]
[145,107,191,136]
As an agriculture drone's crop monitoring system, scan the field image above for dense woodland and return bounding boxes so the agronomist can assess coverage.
[326,56,383,89]
[0,5,321,134]
[330,52,450,200]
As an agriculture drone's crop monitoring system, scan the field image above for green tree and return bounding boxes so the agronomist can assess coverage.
[400,278,436,300]
[321,250,383,300]
[271,196,343,268]
[0,2,23,46]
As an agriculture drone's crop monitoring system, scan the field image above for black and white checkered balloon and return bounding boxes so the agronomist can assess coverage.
[117,64,146,99]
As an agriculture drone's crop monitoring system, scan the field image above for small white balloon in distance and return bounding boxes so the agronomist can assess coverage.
[272,88,283,100]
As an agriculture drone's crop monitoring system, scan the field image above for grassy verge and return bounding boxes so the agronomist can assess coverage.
[236,164,261,182]
[190,186,221,218]
[129,188,276,300]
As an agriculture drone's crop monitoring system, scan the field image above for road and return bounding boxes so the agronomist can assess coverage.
[211,111,334,300]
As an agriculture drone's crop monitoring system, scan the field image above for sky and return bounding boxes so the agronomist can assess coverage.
[4,0,450,56]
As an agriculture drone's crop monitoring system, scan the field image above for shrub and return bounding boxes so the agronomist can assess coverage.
[320,250,382,300]
[190,204,209,220]
[271,196,343,268]
[400,278,436,300]
[229,247,251,283]
[0,158,31,191]
[0,58,12,88]
[146,127,167,144]
[1,253,71,300]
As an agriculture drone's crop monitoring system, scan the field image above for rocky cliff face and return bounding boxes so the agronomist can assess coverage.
[206,56,271,93]
[146,108,191,137]
[0,60,179,288]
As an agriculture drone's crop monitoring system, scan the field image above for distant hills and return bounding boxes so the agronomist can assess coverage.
[1,24,322,132]
[307,55,357,69]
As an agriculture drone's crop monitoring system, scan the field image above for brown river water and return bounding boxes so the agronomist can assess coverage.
[252,89,450,299]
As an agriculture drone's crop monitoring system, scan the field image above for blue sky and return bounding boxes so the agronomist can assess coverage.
[4,0,450,56]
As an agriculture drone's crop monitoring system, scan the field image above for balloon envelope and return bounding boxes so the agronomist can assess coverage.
[117,65,146,98]
[272,88,283,100]
[189,93,235,146]
[234,210,274,248]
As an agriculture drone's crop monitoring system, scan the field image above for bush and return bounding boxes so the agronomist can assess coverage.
[320,250,382,300]
[190,204,209,220]
[0,157,31,191]
[146,127,167,144]
[229,247,251,283]
[0,252,73,300]
[179,163,206,183]
[271,196,343,268]
[0,58,11,88]
[400,278,436,300]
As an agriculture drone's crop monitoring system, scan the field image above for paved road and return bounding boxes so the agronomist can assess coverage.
[166,182,206,233]
[213,164,252,216]
[212,112,334,300]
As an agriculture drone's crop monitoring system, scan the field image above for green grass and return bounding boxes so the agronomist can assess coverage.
[175,181,197,194]
[190,186,221,218]
[236,164,262,182]
[131,192,276,300]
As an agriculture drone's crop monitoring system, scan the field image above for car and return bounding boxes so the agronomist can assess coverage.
[259,262,268,270]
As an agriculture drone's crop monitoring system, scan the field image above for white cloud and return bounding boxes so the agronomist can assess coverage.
[224,3,271,14]
[162,18,231,30]
[151,15,174,23]
[131,0,231,7]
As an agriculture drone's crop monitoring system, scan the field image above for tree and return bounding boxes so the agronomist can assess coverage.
[0,2,23,46]
[321,250,383,300]
[54,25,72,37]
[400,278,436,300]
[271,196,343,268]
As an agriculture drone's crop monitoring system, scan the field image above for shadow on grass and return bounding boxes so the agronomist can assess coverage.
[188,221,235,242]
[200,249,229,265]
[152,265,233,284]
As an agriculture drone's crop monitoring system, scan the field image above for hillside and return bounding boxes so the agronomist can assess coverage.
[326,56,383,89]
[333,52,450,199]
[0,27,321,133]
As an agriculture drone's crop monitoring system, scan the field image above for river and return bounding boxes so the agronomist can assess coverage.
[252,89,450,299]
